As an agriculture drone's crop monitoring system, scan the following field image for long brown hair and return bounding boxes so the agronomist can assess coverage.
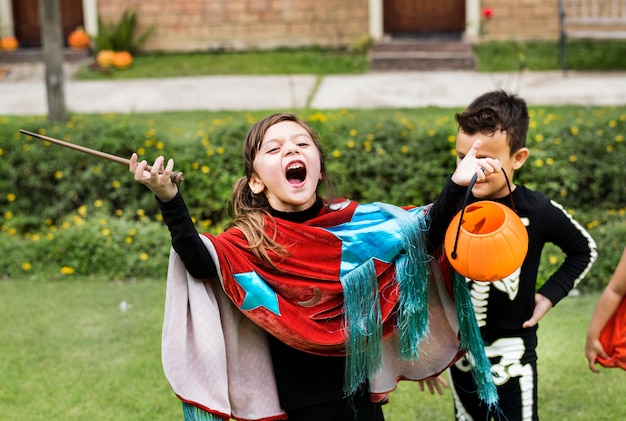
[229,113,332,268]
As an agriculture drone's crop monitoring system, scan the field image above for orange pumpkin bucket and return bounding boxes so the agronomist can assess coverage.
[444,172,529,281]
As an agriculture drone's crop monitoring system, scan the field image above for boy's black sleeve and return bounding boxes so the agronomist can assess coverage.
[536,199,597,305]
[426,176,467,253]
[158,192,218,279]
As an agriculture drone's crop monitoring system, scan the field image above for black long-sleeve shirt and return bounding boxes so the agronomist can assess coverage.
[158,177,467,410]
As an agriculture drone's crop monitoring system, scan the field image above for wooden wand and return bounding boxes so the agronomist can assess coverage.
[19,129,184,185]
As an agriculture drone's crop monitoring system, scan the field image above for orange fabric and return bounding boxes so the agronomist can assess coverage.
[597,295,626,370]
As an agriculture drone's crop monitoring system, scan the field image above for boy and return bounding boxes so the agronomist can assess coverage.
[446,90,597,420]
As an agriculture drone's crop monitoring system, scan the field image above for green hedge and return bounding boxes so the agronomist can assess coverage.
[1,108,624,290]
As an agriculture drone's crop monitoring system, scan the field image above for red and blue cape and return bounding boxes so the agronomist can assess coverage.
[162,200,496,421]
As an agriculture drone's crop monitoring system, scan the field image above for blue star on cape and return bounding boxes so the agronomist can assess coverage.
[233,271,281,315]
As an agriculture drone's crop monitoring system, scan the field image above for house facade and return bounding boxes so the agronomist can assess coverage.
[1,0,561,52]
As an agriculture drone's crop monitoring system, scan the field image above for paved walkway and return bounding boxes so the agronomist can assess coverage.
[1,62,626,115]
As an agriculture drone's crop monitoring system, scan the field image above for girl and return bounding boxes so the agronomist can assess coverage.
[130,113,500,421]
[585,247,626,372]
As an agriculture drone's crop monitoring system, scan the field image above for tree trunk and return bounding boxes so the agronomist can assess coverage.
[40,0,67,122]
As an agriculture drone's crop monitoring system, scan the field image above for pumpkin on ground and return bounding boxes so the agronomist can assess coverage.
[444,200,529,282]
[0,36,19,52]
[96,50,115,68]
[112,51,133,69]
[67,27,90,49]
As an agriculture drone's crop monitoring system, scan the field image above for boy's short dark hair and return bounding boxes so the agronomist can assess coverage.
[455,90,529,154]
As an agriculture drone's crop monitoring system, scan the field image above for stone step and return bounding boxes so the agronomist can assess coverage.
[370,38,476,71]
[0,48,90,63]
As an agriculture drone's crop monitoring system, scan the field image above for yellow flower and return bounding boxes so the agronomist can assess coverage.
[94,199,103,208]
[7,193,15,202]
[128,228,137,236]
[201,165,210,173]
[4,211,13,219]
[568,155,577,163]
[54,171,63,180]
[125,236,133,244]
[347,140,356,148]
[140,253,149,261]
[570,126,579,135]
[101,228,111,237]
[115,209,124,216]
[22,262,32,271]
[332,150,341,158]
[546,157,554,165]
[217,147,225,154]
[616,134,623,142]
[136,209,146,217]
[401,145,409,154]
[534,159,544,167]
[535,134,544,142]
[156,141,165,150]
[448,135,456,143]
[112,180,121,188]
[77,205,88,217]
[60,266,75,275]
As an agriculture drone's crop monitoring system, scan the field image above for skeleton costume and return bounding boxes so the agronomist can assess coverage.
[447,185,597,421]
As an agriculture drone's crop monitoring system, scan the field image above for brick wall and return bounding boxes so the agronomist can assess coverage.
[97,0,371,52]
[478,0,560,42]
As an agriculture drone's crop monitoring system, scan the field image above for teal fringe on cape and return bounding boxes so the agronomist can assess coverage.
[340,203,431,394]
[182,402,222,421]
[340,203,497,408]
[378,203,431,360]
[341,258,382,394]
[453,271,499,408]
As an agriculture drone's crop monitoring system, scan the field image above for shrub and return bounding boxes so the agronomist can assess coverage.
[93,8,153,54]
[1,108,624,287]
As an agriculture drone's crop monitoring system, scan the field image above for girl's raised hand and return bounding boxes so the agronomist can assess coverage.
[130,153,178,202]
[451,140,501,186]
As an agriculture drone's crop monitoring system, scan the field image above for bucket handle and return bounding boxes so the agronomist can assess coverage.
[450,169,515,260]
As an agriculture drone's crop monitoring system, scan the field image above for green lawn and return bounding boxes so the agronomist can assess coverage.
[74,40,626,80]
[1,280,623,420]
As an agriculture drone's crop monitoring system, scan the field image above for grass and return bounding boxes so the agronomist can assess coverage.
[74,40,626,80]
[2,279,624,420]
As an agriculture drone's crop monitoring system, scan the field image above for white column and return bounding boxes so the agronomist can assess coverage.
[0,0,14,36]
[369,0,383,39]
[82,0,98,36]
[465,0,480,42]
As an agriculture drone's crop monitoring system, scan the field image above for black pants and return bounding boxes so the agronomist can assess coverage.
[285,392,385,421]
[449,341,538,421]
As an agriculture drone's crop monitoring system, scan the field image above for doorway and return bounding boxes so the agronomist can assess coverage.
[12,0,84,47]
[383,0,466,36]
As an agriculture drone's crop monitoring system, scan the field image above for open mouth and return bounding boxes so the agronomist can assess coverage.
[286,161,307,185]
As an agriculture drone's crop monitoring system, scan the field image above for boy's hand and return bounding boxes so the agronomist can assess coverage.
[451,140,501,186]
[522,293,553,328]
[130,153,178,202]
